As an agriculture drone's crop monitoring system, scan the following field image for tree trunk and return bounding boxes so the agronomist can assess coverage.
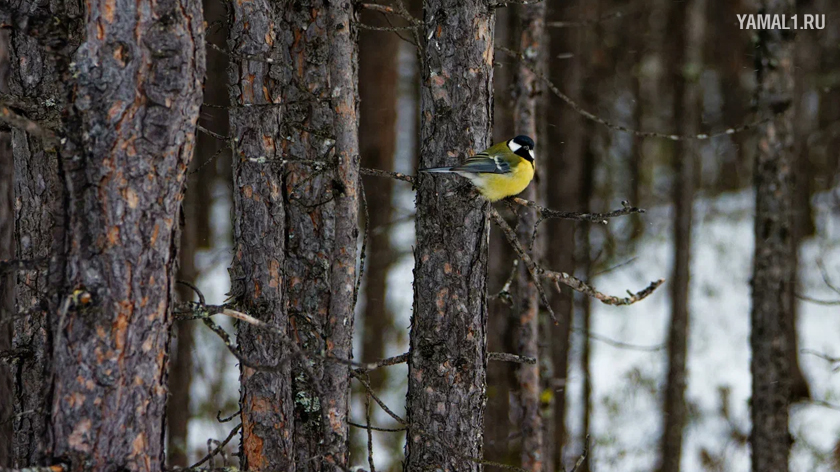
[44,0,205,468]
[358,4,398,394]
[227,0,297,468]
[513,2,546,470]
[405,0,494,470]
[7,2,81,465]
[659,0,705,470]
[544,2,584,466]
[0,29,12,468]
[230,0,358,469]
[750,0,795,471]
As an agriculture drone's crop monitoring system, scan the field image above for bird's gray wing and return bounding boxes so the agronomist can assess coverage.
[451,153,510,174]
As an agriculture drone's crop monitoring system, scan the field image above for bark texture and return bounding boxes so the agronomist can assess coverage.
[513,2,545,471]
[228,0,295,467]
[658,0,705,470]
[47,0,205,468]
[230,0,358,469]
[6,1,81,465]
[0,29,12,468]
[750,0,795,471]
[405,0,494,470]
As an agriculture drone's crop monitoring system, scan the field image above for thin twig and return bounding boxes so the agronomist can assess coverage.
[490,207,664,308]
[216,409,240,423]
[349,421,407,432]
[364,373,376,472]
[510,197,644,224]
[568,435,590,472]
[185,423,242,470]
[489,208,558,324]
[488,352,537,364]
[360,167,415,184]
[353,352,410,374]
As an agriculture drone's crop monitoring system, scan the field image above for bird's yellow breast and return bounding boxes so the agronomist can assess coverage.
[473,161,535,202]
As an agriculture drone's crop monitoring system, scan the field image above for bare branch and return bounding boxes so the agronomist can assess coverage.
[509,197,644,224]
[183,423,242,470]
[0,104,56,142]
[489,207,558,324]
[490,207,664,308]
[360,166,415,184]
[349,421,406,433]
[488,352,537,364]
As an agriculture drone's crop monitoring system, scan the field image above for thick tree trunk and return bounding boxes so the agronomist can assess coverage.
[750,1,795,471]
[47,0,205,468]
[6,2,81,465]
[405,0,494,470]
[231,1,358,469]
[659,0,705,471]
[513,2,546,471]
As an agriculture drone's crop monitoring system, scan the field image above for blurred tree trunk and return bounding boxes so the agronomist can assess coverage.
[0,29,12,467]
[513,1,546,470]
[659,0,705,470]
[358,2,398,396]
[750,0,795,471]
[43,0,205,468]
[544,2,584,466]
[486,6,515,465]
[166,0,228,465]
[169,184,199,468]
[786,0,819,405]
[231,0,358,469]
[405,0,494,470]
[6,2,80,466]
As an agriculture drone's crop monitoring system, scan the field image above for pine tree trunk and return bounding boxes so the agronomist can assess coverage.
[405,0,494,470]
[7,2,81,465]
[0,29,12,467]
[358,6,398,393]
[37,0,205,469]
[750,1,795,471]
[228,0,297,467]
[513,2,545,470]
[230,0,358,469]
[659,0,705,470]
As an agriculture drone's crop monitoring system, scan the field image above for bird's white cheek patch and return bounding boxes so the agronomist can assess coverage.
[508,141,522,153]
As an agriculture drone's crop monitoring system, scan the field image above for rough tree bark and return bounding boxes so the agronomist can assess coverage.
[227,0,297,468]
[45,0,205,468]
[405,0,494,470]
[513,2,546,470]
[6,1,81,465]
[658,0,705,470]
[230,0,358,469]
[0,29,12,467]
[750,1,795,471]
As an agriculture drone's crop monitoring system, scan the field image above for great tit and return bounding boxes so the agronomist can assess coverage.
[420,135,535,202]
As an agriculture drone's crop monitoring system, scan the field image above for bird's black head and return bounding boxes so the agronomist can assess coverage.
[509,135,536,162]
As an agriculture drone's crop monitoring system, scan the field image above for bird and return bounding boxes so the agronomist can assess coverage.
[420,135,536,202]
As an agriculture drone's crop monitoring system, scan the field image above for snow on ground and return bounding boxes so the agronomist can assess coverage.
[185,179,840,471]
[566,187,840,472]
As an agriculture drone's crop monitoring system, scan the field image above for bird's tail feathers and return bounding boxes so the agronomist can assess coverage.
[419,167,455,173]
